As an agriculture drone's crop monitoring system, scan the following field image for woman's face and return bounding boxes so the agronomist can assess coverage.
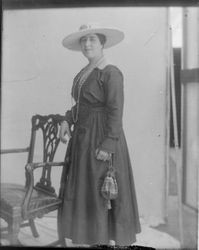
[80,33,103,60]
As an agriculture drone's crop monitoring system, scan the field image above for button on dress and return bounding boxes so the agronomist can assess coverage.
[58,65,141,246]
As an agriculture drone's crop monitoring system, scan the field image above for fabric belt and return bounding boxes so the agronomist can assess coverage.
[79,103,106,112]
[75,103,106,125]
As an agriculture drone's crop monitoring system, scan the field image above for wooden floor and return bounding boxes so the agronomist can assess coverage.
[0,212,180,248]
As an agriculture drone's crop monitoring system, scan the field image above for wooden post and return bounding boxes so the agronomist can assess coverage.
[169,27,184,247]
[181,8,199,210]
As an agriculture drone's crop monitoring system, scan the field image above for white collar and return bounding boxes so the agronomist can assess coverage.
[96,57,111,69]
[84,56,112,71]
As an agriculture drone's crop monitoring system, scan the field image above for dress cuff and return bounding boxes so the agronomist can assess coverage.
[98,137,118,154]
[63,110,73,127]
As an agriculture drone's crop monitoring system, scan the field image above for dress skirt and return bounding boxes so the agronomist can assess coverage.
[58,105,141,246]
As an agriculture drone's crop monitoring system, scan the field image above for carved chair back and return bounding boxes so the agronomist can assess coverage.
[26,114,64,196]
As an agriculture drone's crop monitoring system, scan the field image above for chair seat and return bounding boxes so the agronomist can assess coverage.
[0,183,62,217]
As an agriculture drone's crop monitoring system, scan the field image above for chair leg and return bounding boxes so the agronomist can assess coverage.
[29,219,39,238]
[8,217,21,246]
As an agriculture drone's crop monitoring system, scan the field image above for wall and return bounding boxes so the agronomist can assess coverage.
[1,7,169,225]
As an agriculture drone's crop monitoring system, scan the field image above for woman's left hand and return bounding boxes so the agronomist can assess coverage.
[95,149,111,162]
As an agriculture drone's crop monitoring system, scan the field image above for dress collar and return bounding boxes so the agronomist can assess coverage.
[96,56,111,69]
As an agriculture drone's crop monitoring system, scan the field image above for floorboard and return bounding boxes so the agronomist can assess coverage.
[0,215,180,248]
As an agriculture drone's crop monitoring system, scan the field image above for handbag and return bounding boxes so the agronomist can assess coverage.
[101,156,118,209]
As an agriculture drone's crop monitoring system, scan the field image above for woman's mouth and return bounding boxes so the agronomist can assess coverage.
[85,48,92,52]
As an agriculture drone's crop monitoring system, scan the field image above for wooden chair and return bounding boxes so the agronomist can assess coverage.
[0,114,68,246]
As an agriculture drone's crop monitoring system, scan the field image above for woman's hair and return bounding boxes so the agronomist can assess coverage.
[96,33,106,46]
[79,33,106,46]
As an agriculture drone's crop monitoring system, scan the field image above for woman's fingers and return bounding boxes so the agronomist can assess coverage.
[59,130,68,143]
[96,149,111,161]
[98,151,108,161]
[60,136,68,144]
[59,121,70,143]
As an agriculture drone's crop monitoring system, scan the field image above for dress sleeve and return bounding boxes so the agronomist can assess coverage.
[63,107,75,127]
[63,74,79,126]
[99,67,124,153]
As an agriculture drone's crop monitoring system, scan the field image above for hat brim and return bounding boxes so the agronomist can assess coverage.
[62,28,124,51]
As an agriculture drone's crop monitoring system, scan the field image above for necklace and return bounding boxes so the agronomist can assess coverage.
[71,56,105,123]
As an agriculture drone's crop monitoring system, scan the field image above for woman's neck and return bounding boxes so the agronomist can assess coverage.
[88,54,104,67]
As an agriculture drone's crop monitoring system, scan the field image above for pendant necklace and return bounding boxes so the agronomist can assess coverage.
[71,56,105,123]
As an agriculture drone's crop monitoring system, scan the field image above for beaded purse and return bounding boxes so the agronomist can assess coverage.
[101,156,118,210]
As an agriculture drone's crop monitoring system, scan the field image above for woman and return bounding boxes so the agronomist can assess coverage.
[59,23,141,246]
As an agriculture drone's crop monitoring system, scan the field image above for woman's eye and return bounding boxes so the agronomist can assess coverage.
[81,38,87,43]
[80,36,97,44]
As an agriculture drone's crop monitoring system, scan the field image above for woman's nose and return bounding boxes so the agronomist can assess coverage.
[85,39,91,46]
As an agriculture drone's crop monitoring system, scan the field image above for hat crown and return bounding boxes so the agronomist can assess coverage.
[79,23,100,32]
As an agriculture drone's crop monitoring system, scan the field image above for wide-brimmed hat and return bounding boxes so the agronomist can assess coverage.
[62,23,124,51]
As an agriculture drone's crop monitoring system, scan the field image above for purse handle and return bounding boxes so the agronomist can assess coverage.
[107,154,116,177]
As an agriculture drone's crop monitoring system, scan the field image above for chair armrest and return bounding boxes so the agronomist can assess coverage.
[0,147,29,154]
[27,161,65,170]
[22,161,65,219]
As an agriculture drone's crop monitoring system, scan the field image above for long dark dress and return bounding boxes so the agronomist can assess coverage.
[59,65,141,246]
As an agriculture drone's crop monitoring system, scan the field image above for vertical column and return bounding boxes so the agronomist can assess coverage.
[181,7,199,210]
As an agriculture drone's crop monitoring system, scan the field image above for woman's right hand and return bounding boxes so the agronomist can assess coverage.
[59,120,71,144]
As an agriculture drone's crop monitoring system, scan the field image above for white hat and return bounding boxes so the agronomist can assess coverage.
[62,23,124,51]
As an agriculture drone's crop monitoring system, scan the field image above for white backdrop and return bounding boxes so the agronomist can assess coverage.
[1,7,169,226]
